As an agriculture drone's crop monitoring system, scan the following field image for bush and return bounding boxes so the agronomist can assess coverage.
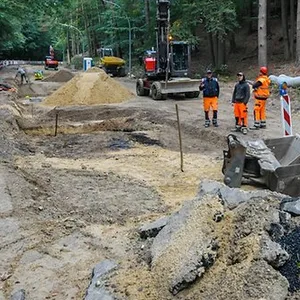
[70,55,83,70]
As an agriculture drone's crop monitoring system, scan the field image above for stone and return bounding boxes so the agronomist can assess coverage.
[85,260,117,300]
[151,196,222,295]
[10,289,25,300]
[280,197,300,216]
[197,179,285,210]
[138,216,169,239]
[260,236,289,268]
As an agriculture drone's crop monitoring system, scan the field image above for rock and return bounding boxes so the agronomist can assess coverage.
[138,216,169,239]
[10,289,25,300]
[279,211,291,224]
[242,260,289,300]
[265,223,285,240]
[280,197,300,216]
[151,195,222,295]
[85,260,117,300]
[260,235,289,268]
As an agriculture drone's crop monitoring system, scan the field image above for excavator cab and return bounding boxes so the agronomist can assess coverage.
[169,41,190,77]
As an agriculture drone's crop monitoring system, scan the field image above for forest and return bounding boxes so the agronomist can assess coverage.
[1,0,300,71]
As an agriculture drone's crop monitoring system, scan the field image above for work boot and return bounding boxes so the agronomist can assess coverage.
[231,125,241,132]
[204,120,210,128]
[241,127,248,135]
[249,125,260,130]
[260,121,266,129]
[212,118,218,127]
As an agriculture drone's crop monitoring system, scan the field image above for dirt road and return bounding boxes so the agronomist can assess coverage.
[0,65,299,299]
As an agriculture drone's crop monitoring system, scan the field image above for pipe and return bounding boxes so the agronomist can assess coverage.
[269,74,300,87]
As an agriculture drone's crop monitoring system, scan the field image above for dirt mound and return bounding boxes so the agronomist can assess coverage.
[86,67,102,73]
[43,69,74,82]
[42,69,134,107]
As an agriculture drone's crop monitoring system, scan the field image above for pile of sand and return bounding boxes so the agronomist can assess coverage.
[43,69,74,82]
[42,69,133,106]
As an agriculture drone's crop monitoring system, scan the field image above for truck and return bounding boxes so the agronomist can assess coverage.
[136,0,200,100]
[98,47,126,77]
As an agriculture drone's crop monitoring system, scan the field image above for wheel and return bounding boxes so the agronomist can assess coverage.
[151,81,166,100]
[118,67,126,77]
[185,92,195,98]
[193,91,200,98]
[185,91,200,98]
[136,79,146,96]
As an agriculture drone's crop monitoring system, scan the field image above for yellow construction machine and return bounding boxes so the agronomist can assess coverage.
[98,48,126,77]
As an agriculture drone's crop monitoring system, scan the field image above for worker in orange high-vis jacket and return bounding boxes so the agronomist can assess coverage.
[231,72,250,135]
[199,70,220,127]
[251,66,271,129]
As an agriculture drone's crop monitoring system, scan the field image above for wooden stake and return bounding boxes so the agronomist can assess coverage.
[54,111,59,136]
[175,104,184,172]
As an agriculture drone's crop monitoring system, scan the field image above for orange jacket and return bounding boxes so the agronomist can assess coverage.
[253,75,270,100]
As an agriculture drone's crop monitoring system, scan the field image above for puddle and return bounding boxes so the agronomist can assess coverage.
[108,138,132,150]
[129,133,162,146]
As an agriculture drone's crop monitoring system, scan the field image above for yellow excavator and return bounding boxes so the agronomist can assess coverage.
[98,48,126,77]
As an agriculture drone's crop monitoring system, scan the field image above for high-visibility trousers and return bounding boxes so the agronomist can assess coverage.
[203,96,218,112]
[254,99,267,127]
[234,102,248,127]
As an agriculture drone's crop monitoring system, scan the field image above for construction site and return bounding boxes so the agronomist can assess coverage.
[0,62,300,300]
[1,0,300,299]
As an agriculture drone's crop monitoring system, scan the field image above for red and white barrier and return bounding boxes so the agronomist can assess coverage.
[280,84,293,136]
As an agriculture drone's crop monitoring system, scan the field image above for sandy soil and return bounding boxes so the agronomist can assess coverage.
[0,64,300,299]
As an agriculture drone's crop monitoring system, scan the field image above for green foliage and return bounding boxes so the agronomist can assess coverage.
[71,55,83,70]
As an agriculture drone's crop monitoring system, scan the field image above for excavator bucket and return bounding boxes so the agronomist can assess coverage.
[222,134,300,197]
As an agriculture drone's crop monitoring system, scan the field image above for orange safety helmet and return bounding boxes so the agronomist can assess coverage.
[260,66,268,75]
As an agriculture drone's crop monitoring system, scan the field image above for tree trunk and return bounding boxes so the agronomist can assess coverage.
[145,0,150,31]
[267,0,272,35]
[296,0,300,63]
[81,0,90,56]
[217,37,226,68]
[258,0,267,67]
[208,33,216,67]
[66,31,71,64]
[247,0,254,34]
[281,0,290,60]
[290,0,296,59]
[229,32,237,53]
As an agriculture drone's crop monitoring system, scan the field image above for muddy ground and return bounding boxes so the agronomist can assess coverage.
[0,65,300,300]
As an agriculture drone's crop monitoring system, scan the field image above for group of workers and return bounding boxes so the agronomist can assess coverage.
[199,67,271,134]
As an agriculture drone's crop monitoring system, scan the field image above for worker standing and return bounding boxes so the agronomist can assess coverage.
[15,66,29,84]
[251,66,271,129]
[231,72,250,135]
[199,70,220,128]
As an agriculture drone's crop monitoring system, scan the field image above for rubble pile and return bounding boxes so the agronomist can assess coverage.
[42,69,133,107]
[43,69,74,82]
[89,180,300,300]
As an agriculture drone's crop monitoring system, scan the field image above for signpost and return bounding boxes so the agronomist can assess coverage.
[279,82,293,136]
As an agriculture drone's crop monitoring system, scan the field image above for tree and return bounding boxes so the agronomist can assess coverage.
[297,0,300,63]
[258,0,267,67]
[290,0,296,59]
[281,0,290,60]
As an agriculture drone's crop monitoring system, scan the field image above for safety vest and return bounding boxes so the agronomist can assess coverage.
[254,75,270,99]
